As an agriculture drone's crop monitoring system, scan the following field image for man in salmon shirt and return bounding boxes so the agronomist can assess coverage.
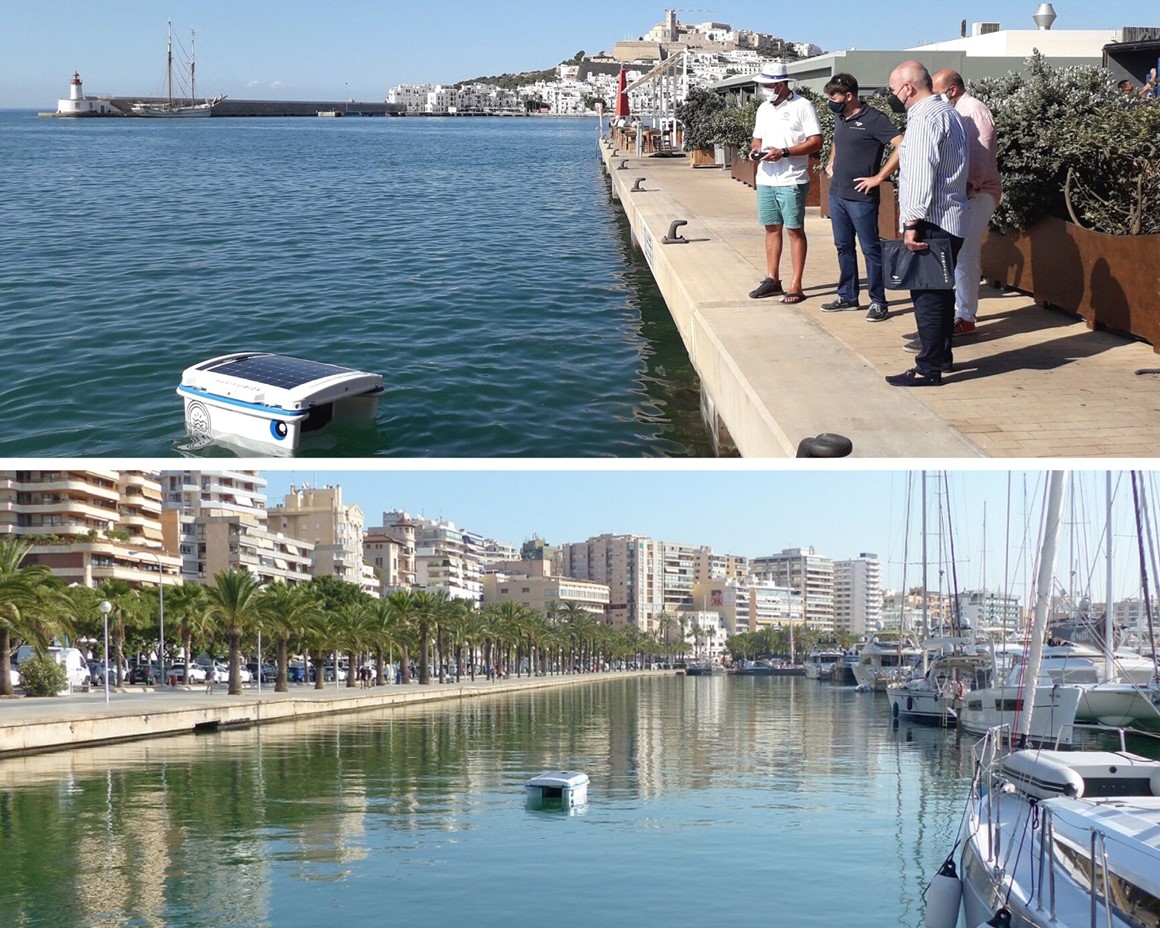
[931,69,1002,337]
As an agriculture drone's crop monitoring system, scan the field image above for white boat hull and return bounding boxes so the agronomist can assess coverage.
[1075,682,1160,728]
[957,683,1082,745]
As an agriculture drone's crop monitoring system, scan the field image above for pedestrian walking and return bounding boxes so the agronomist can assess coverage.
[820,72,903,322]
[931,69,1002,337]
[746,61,823,305]
[883,61,969,387]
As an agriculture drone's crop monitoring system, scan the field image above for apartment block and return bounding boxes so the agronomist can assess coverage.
[160,470,268,581]
[482,568,611,620]
[833,553,882,638]
[693,578,803,634]
[269,484,365,587]
[750,547,835,635]
[1,469,181,588]
[557,534,665,630]
[380,510,512,603]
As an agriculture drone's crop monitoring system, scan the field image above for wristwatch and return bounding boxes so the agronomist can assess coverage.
[781,148,790,159]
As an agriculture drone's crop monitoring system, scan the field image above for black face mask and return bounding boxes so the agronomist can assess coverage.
[827,99,847,115]
[887,91,906,114]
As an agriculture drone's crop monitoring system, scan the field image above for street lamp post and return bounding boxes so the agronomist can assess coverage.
[99,600,113,704]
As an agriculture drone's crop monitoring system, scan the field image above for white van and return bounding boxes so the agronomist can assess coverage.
[14,646,91,691]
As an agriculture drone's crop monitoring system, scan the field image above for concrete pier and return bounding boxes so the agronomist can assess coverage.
[0,673,659,757]
[600,141,1160,457]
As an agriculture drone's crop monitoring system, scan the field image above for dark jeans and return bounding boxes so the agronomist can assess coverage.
[830,194,885,305]
[911,222,963,376]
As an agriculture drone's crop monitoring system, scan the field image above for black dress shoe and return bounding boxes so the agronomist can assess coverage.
[885,368,942,387]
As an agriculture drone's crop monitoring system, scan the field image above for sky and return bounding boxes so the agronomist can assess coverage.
[1,1,1148,108]
[259,466,1160,603]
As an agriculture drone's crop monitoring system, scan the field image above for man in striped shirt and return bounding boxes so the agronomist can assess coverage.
[884,61,969,388]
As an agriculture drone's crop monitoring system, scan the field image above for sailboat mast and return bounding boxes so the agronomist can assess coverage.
[1017,470,1069,744]
[190,29,196,104]
[1105,472,1114,682]
[921,471,928,637]
[166,20,173,107]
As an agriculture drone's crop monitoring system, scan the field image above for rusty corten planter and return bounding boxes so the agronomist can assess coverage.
[981,214,1160,353]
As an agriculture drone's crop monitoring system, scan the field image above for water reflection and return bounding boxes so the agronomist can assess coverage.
[1,677,973,927]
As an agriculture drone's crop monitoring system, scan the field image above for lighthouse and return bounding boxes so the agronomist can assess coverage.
[44,71,121,117]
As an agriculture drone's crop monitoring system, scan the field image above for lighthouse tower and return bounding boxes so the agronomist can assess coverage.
[49,71,118,117]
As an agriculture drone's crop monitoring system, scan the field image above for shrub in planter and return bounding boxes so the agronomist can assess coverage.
[972,52,1160,235]
[676,87,726,150]
[17,656,68,696]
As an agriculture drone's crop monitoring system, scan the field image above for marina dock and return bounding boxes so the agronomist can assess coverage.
[0,672,660,757]
[600,141,1160,457]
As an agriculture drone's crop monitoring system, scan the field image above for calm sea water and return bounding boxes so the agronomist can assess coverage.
[0,112,710,457]
[0,676,974,928]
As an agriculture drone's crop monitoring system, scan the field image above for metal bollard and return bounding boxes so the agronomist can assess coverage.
[662,220,689,244]
[795,433,853,458]
[618,160,629,170]
[631,177,646,192]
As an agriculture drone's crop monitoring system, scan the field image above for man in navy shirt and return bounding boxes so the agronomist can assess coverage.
[821,73,903,322]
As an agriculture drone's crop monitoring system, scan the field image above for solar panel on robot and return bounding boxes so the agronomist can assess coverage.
[177,352,385,453]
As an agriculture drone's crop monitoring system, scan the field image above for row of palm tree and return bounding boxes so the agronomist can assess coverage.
[2,537,700,697]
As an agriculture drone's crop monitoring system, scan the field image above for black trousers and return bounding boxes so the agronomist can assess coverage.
[910,221,963,376]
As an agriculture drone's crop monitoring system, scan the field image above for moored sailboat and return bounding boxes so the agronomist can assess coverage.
[132,22,224,117]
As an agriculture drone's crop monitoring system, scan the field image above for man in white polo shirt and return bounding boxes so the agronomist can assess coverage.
[747,61,823,304]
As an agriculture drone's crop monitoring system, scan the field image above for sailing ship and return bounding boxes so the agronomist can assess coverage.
[132,22,224,118]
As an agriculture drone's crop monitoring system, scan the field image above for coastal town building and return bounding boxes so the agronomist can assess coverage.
[1,469,182,589]
[772,10,1133,96]
[268,484,372,591]
[557,534,665,631]
[481,558,611,621]
[750,547,835,636]
[363,512,417,593]
[690,578,802,635]
[956,589,1023,638]
[158,470,314,587]
[833,553,882,638]
[880,587,952,636]
[378,510,513,603]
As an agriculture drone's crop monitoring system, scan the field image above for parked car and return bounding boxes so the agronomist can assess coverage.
[168,663,207,684]
[208,663,252,684]
[8,665,20,687]
[15,645,91,690]
[287,662,312,683]
[129,663,161,685]
[245,661,277,683]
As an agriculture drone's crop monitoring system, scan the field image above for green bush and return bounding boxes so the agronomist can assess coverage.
[973,52,1160,235]
[18,656,68,696]
[676,87,726,149]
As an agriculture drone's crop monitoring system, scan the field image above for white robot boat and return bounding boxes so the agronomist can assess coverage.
[177,352,384,453]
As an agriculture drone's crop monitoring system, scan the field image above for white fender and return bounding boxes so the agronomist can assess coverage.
[924,859,962,928]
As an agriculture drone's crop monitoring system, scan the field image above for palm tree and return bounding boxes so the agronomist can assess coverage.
[0,538,60,696]
[410,589,450,685]
[385,589,419,683]
[259,582,321,693]
[204,570,263,695]
[166,582,210,685]
[364,595,411,685]
[96,580,137,686]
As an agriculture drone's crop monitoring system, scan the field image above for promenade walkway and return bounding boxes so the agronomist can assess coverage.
[601,143,1160,457]
[0,672,657,757]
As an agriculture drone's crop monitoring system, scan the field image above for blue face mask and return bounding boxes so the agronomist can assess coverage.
[827,99,846,114]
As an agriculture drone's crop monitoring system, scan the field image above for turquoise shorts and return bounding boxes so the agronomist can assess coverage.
[757,183,810,229]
